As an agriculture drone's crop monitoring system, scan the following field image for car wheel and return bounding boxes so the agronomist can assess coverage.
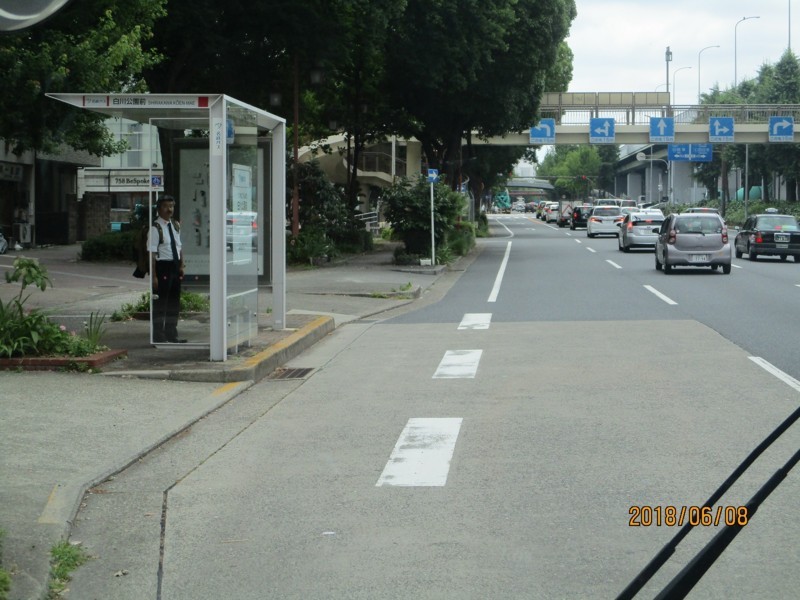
[663,252,672,274]
[723,264,732,274]
[711,265,719,271]
[587,232,595,238]
[780,254,788,261]
[570,224,575,230]
[655,252,662,271]
[735,246,742,259]
[748,244,757,261]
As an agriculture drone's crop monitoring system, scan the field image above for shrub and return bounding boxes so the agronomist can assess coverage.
[79,230,135,262]
[112,291,210,321]
[0,258,106,358]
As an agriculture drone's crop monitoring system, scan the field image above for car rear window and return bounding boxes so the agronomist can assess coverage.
[674,216,723,234]
[594,207,620,216]
[756,216,799,231]
[632,217,663,225]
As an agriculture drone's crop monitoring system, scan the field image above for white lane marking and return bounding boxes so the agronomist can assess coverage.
[433,349,482,379]
[748,357,800,393]
[587,247,597,253]
[606,260,622,269]
[376,418,463,487]
[495,220,514,237]
[643,284,678,305]
[733,264,743,269]
[458,313,492,330]
[575,239,582,244]
[488,241,512,302]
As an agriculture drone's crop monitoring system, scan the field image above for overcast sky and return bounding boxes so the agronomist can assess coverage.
[564,0,795,104]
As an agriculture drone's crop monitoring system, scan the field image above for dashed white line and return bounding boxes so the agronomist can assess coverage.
[606,260,622,269]
[643,284,678,305]
[488,241,511,302]
[433,349,483,379]
[458,313,492,330]
[748,357,800,393]
[575,239,582,244]
[587,247,597,253]
[376,418,463,487]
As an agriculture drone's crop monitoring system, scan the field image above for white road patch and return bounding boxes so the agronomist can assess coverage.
[587,247,597,253]
[376,418,463,487]
[433,349,483,379]
[643,284,678,305]
[606,260,622,269]
[749,357,800,394]
[458,313,492,330]
[487,241,511,302]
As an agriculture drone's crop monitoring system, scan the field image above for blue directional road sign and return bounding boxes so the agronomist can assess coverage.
[529,118,556,144]
[650,117,675,142]
[769,116,794,142]
[151,175,162,187]
[589,118,615,143]
[668,143,713,162]
[427,168,439,183]
[709,117,734,143]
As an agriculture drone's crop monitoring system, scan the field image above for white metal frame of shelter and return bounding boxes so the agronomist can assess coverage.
[48,93,287,361]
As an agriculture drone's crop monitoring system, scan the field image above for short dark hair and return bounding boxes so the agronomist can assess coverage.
[156,194,176,206]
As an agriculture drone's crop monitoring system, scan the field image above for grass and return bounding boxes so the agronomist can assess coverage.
[48,541,89,598]
[0,528,10,600]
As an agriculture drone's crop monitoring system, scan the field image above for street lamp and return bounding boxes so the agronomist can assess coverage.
[672,66,692,106]
[697,45,720,103]
[735,16,760,88]
[665,46,673,95]
[636,148,669,204]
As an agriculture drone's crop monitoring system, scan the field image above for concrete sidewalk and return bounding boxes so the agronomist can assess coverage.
[0,240,462,600]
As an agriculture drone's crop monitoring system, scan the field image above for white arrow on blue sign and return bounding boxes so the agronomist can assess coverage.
[709,117,734,142]
[427,169,439,183]
[668,143,713,162]
[769,116,794,142]
[589,118,615,143]
[529,118,556,144]
[649,117,675,142]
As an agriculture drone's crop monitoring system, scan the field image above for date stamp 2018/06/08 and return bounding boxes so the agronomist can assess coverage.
[629,505,749,527]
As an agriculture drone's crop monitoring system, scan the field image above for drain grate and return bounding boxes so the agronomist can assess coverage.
[269,367,314,380]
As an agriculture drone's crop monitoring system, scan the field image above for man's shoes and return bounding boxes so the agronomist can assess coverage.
[153,333,167,343]
[168,338,188,343]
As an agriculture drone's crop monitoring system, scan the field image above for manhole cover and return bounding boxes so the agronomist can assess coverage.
[268,367,314,380]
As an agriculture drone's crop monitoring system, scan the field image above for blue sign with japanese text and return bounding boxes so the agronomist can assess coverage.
[529,118,556,144]
[650,117,675,143]
[769,116,794,142]
[589,118,615,143]
[709,117,734,143]
[668,143,713,162]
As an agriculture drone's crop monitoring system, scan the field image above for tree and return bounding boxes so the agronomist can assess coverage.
[383,0,577,185]
[0,0,165,155]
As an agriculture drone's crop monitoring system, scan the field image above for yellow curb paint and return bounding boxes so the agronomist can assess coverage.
[38,484,66,524]
[213,381,244,396]
[234,316,332,371]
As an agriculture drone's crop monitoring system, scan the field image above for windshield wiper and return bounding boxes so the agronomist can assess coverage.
[616,405,800,599]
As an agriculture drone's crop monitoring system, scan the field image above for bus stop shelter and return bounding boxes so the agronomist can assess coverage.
[48,93,287,361]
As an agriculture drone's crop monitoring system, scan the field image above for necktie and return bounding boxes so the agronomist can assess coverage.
[167,222,180,267]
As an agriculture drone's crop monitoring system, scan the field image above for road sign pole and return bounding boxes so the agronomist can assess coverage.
[430,181,435,265]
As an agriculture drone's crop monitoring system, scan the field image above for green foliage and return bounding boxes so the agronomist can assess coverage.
[0,528,10,600]
[112,291,210,320]
[0,0,165,155]
[79,230,136,262]
[48,541,89,597]
[381,176,466,256]
[287,227,334,265]
[447,222,476,257]
[84,312,108,346]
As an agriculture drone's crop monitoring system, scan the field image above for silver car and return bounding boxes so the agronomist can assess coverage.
[618,212,664,251]
[655,213,732,274]
[587,206,623,237]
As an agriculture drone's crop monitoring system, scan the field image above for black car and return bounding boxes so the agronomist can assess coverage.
[734,211,800,262]
[569,205,592,230]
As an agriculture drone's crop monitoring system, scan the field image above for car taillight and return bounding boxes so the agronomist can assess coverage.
[755,231,763,243]
[252,222,258,230]
[721,226,728,243]
[627,222,634,230]
[590,217,601,223]
[668,229,677,244]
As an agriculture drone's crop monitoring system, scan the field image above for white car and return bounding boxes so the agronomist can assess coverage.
[587,206,623,237]
[545,202,559,223]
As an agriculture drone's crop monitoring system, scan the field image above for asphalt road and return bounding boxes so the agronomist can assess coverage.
[67,214,800,599]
